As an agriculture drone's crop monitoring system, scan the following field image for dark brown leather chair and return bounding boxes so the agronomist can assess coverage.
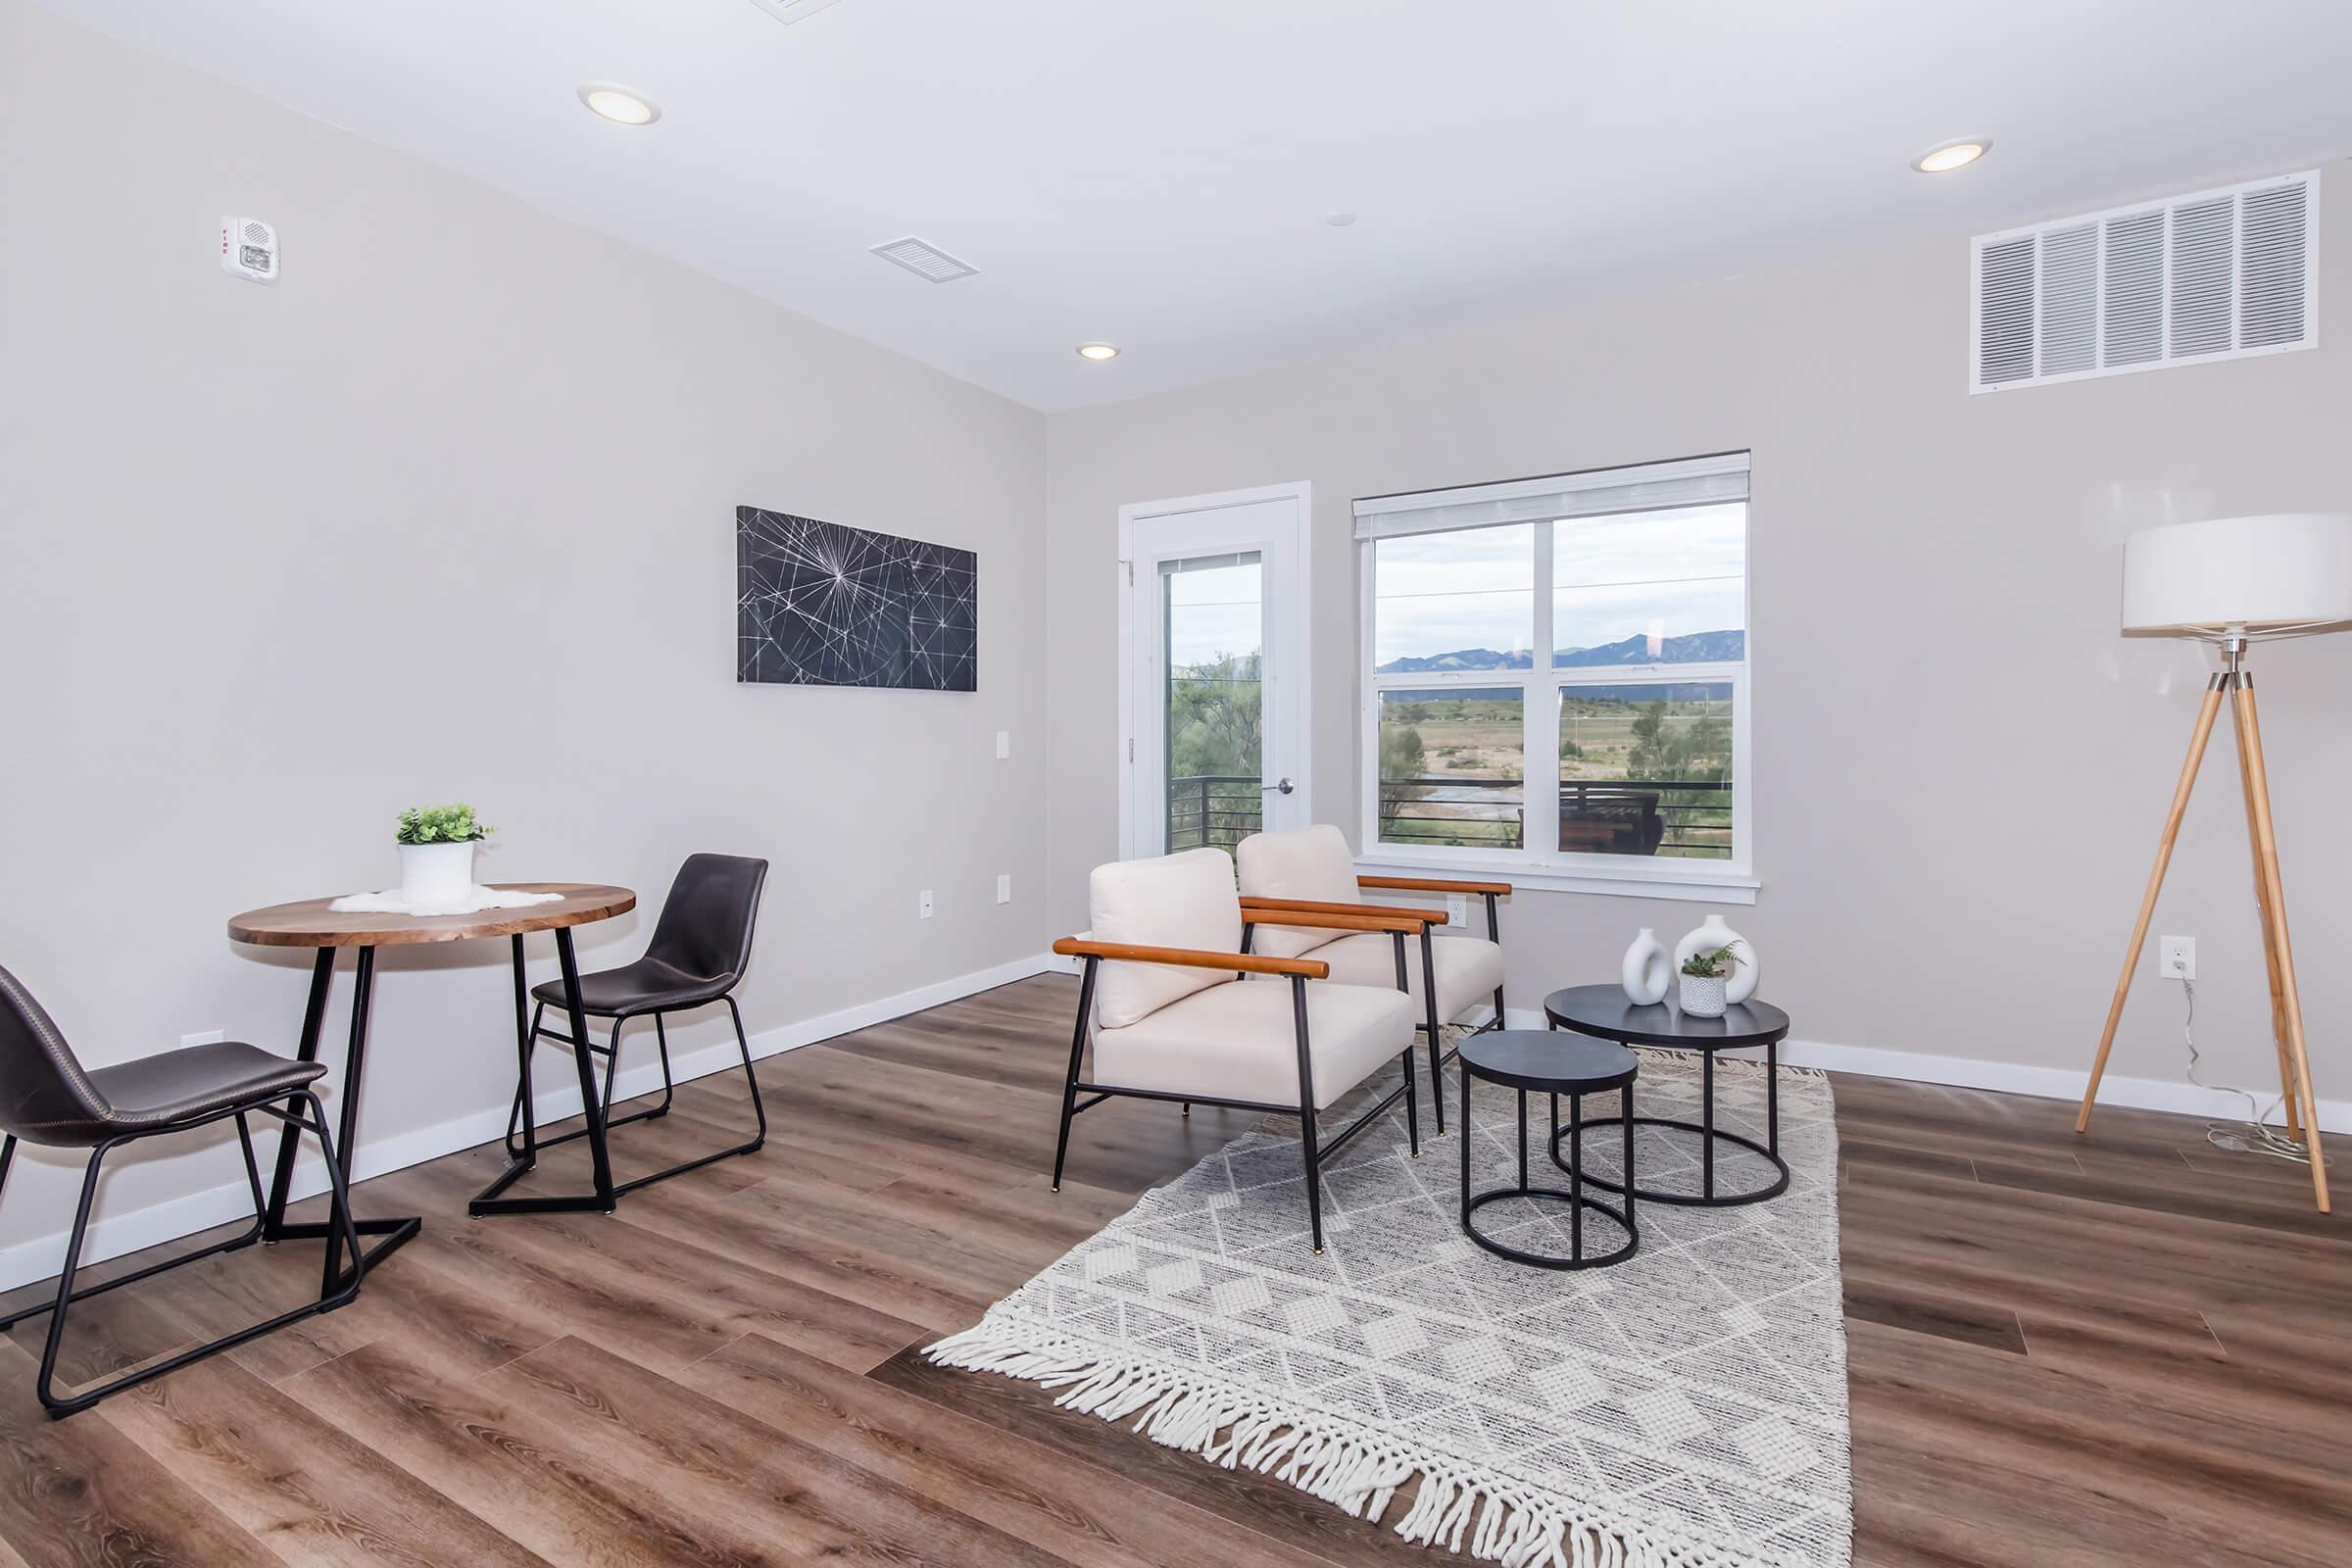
[502,854,769,1192]
[0,962,365,1417]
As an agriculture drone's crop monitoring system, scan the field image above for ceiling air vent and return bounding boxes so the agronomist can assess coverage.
[1970,170,2318,393]
[870,236,977,283]
[746,0,846,24]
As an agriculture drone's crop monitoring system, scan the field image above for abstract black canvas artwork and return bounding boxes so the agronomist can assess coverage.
[736,507,977,692]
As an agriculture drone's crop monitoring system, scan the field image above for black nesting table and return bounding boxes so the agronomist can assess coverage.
[1457,1030,1640,1270]
[1542,984,1791,1207]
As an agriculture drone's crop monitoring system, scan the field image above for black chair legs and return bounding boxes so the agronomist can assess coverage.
[0,1091,365,1419]
[497,998,764,1199]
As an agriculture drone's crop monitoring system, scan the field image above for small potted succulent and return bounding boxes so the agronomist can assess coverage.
[1678,940,1744,1018]
[396,803,493,904]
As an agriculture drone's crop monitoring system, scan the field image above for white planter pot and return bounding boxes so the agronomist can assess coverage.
[1620,928,1671,1005]
[1679,970,1728,1018]
[399,841,477,905]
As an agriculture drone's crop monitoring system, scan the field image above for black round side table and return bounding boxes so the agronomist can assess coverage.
[1457,1030,1640,1270]
[1542,984,1792,1208]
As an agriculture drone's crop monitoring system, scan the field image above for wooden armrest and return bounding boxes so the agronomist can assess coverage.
[1358,874,1513,897]
[1240,906,1426,935]
[1240,897,1446,927]
[1053,936,1329,980]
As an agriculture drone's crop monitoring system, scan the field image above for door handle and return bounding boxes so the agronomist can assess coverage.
[1261,778,1295,795]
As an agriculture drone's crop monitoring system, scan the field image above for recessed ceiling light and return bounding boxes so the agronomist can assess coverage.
[578,83,661,125]
[1326,212,1357,227]
[1076,343,1120,362]
[1912,137,1989,173]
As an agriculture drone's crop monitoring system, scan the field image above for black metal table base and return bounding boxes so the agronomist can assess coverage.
[1555,1115,1789,1207]
[262,1214,421,1294]
[470,928,620,1216]
[1460,1071,1639,1271]
[262,945,423,1292]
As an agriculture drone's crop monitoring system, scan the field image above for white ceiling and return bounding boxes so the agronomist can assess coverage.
[40,0,2352,412]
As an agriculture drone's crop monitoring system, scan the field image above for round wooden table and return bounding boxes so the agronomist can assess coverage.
[228,884,636,1288]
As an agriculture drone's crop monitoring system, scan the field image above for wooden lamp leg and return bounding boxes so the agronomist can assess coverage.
[2080,674,2226,1133]
[2231,673,2330,1212]
[2229,675,2305,1142]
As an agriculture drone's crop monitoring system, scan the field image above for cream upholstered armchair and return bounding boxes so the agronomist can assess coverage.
[1050,847,1424,1252]
[1235,825,1509,1137]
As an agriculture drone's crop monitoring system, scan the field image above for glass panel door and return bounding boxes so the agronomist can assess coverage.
[1161,552,1263,851]
[1121,489,1309,859]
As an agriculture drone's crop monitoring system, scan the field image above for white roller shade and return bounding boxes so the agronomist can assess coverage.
[1353,452,1750,542]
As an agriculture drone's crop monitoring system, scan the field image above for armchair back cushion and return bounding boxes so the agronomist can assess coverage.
[1234,825,1360,959]
[1089,848,1243,1029]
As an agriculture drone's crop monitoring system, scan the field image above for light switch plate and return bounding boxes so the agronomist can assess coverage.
[995,730,1010,760]
[918,889,935,920]
[997,874,1012,905]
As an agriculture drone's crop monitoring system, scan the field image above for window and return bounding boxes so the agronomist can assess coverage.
[1357,453,1753,898]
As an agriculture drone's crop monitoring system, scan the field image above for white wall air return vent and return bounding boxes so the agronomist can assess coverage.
[746,0,847,24]
[1971,170,2317,393]
[870,236,978,283]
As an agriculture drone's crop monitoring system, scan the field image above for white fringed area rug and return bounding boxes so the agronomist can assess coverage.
[930,1043,1851,1568]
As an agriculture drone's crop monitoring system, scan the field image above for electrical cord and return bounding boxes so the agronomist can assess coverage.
[2180,977,2320,1164]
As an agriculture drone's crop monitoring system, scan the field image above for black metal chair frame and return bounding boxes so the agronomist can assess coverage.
[491,990,766,1203]
[0,1089,365,1418]
[1052,928,1422,1254]
[474,855,771,1216]
[1413,888,1507,1137]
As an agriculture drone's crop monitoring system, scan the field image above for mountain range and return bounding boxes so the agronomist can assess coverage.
[1377,629,1743,673]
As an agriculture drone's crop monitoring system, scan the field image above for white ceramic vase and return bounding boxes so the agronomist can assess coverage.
[398,841,477,906]
[1674,913,1757,1004]
[1679,970,1728,1018]
[1620,928,1671,1005]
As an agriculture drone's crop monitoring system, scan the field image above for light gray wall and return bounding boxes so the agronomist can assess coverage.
[1044,163,2352,1104]
[0,3,1048,1269]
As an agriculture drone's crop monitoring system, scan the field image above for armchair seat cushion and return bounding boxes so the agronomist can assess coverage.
[1093,979,1413,1111]
[1314,932,1504,1028]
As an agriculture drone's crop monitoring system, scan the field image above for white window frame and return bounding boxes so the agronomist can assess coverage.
[1355,455,1757,905]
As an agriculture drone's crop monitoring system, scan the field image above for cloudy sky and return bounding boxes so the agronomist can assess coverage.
[1156,504,1747,671]
[1374,505,1744,665]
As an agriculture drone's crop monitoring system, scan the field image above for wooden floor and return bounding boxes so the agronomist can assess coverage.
[2,973,2346,1568]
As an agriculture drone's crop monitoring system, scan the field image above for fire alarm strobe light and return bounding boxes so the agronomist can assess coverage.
[220,216,278,283]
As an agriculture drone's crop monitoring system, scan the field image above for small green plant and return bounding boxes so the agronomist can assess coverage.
[395,803,493,846]
[1680,940,1744,979]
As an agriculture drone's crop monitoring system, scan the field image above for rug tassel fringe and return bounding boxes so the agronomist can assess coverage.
[929,1322,1757,1568]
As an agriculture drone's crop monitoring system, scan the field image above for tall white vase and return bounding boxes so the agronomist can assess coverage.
[1620,928,1670,1005]
[1674,913,1758,1004]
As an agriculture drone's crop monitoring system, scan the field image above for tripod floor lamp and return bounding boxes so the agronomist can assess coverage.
[2080,514,2352,1212]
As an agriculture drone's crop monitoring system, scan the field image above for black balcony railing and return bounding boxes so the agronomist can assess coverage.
[1166,774,1264,852]
[1166,773,1733,858]
[1377,775,1733,858]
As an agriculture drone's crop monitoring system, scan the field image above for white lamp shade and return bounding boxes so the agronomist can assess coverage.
[2121,514,2352,639]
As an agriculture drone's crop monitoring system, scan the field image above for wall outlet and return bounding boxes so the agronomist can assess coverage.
[918,889,935,920]
[997,873,1012,905]
[1446,894,1470,930]
[2159,935,2195,980]
[995,730,1010,760]
[180,1029,225,1048]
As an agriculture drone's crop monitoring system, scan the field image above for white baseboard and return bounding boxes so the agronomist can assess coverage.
[1497,1005,2351,1135]
[0,951,1058,1295]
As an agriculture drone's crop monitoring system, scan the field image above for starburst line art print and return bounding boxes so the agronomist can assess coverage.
[736,507,977,692]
